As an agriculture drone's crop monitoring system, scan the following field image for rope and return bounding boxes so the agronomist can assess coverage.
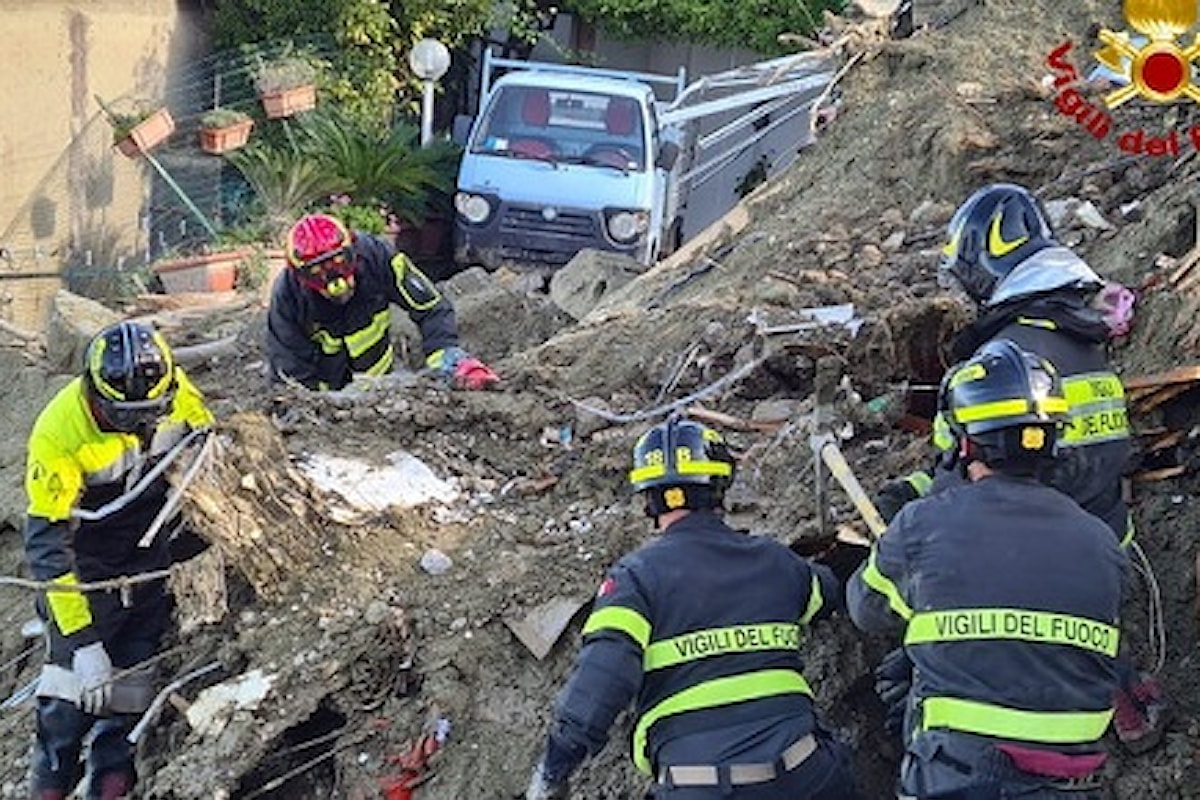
[1129,540,1167,675]
[0,568,175,594]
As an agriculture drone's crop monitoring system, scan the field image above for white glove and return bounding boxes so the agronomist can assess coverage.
[72,642,113,715]
[526,764,569,800]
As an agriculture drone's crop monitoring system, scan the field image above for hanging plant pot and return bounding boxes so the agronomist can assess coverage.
[260,84,317,119]
[199,118,254,155]
[114,107,175,159]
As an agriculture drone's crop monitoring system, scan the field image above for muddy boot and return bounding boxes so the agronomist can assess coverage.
[92,771,133,800]
[1113,674,1167,754]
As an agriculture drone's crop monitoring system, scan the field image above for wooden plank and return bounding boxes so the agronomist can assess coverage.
[1148,429,1185,453]
[1132,465,1187,482]
[1133,382,1196,414]
[687,405,788,433]
[1124,366,1200,391]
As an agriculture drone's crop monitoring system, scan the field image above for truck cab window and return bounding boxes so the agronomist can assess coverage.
[473,87,647,171]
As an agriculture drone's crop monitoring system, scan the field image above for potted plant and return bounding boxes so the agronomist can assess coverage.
[104,98,175,159]
[254,55,318,119]
[199,108,254,155]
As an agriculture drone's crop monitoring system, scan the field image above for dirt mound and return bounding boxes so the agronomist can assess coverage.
[5,1,1200,798]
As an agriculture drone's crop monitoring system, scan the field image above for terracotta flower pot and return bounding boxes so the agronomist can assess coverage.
[199,119,254,155]
[114,108,175,159]
[260,84,317,119]
[152,250,245,294]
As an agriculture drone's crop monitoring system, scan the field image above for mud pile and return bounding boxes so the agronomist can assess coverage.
[4,0,1200,797]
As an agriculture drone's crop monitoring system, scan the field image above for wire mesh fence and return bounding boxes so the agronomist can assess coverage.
[0,37,341,325]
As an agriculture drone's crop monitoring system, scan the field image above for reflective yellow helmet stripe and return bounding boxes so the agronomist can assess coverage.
[628,459,731,485]
[904,608,1119,657]
[582,605,651,650]
[643,622,801,672]
[921,696,1112,744]
[632,669,813,774]
[951,397,1068,424]
[862,548,913,621]
[988,213,1028,257]
[46,572,93,636]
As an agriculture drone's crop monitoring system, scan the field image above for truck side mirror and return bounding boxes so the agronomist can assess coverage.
[452,115,474,147]
[656,141,681,170]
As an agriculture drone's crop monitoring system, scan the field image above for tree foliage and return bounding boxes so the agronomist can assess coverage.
[564,0,845,54]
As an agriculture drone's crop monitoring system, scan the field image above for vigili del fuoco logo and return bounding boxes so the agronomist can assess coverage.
[1047,0,1200,156]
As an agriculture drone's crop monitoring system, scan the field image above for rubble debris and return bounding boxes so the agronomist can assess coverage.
[748,303,864,337]
[185,668,276,738]
[419,549,453,576]
[549,249,641,321]
[299,450,460,519]
[504,596,588,660]
[1125,366,1200,414]
[45,289,121,372]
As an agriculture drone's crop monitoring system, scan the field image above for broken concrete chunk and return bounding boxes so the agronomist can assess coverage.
[504,596,588,660]
[298,451,460,519]
[550,249,641,321]
[184,669,275,738]
[46,290,122,373]
[420,548,453,576]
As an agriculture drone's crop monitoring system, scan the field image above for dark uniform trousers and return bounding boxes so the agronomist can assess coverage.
[33,583,169,796]
[899,732,1103,799]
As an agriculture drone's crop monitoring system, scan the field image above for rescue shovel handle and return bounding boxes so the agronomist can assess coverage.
[811,434,887,540]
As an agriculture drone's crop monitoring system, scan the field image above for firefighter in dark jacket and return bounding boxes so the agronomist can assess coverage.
[849,340,1127,799]
[24,321,214,800]
[266,213,498,391]
[526,416,860,799]
[874,183,1162,749]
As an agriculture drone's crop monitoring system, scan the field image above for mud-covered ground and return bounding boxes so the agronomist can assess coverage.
[4,0,1200,797]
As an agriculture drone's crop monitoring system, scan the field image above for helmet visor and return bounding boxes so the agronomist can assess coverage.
[97,394,173,434]
[295,247,354,294]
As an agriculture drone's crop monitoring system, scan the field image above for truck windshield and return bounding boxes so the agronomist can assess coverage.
[471,86,647,172]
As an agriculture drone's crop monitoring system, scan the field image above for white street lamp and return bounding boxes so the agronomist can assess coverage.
[409,39,451,147]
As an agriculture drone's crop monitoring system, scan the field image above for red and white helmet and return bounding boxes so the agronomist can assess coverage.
[285,213,356,297]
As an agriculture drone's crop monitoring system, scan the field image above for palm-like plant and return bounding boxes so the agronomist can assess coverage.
[295,111,458,227]
[226,142,351,235]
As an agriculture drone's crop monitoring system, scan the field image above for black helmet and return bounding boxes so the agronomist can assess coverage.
[940,339,1068,469]
[938,183,1056,304]
[630,416,734,516]
[85,321,177,433]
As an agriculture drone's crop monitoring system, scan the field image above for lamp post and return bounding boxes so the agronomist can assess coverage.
[409,39,451,147]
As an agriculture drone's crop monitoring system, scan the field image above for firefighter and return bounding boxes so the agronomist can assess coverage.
[24,321,214,800]
[266,213,498,391]
[874,182,1162,750]
[849,339,1127,799]
[525,416,859,800]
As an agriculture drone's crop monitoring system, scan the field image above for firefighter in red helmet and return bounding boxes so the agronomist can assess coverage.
[266,213,498,391]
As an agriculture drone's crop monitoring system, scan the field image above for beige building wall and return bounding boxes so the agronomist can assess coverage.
[0,0,207,331]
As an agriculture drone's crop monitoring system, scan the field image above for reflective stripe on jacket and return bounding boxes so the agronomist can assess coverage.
[23,371,212,642]
[266,233,458,390]
[557,511,839,775]
[848,474,1126,749]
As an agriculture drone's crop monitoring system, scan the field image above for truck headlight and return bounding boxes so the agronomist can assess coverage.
[455,193,494,225]
[605,209,649,243]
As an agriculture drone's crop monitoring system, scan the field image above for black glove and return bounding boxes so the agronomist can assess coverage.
[873,475,925,524]
[874,647,913,736]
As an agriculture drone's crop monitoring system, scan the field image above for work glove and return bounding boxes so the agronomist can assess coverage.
[427,347,500,391]
[72,642,114,715]
[874,647,913,737]
[525,763,569,800]
[873,473,929,524]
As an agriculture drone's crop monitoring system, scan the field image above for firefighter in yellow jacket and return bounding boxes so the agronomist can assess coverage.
[24,321,213,800]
